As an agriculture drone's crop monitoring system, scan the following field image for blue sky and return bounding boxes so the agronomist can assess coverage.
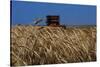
[11,1,96,25]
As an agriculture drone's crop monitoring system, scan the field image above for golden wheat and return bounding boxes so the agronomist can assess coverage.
[11,25,96,66]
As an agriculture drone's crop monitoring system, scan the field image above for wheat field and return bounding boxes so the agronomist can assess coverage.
[10,25,96,66]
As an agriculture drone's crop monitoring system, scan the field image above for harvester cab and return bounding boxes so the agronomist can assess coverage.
[46,16,60,27]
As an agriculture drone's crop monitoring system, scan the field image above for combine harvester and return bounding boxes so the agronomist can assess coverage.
[33,15,66,28]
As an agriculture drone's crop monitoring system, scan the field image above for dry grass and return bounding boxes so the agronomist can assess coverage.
[11,25,96,66]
